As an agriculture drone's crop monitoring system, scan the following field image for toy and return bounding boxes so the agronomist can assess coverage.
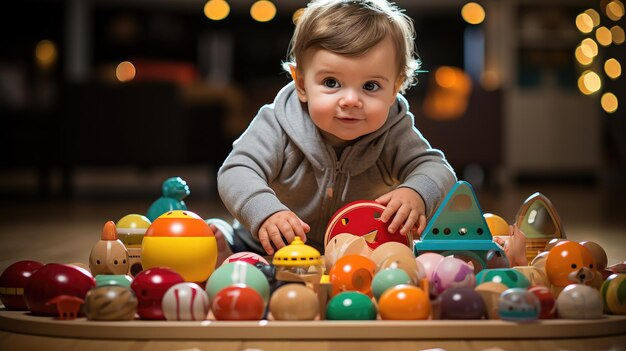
[545,241,596,292]
[84,285,137,321]
[89,221,129,276]
[23,263,95,316]
[413,181,508,272]
[130,267,185,320]
[324,200,410,251]
[475,268,530,289]
[492,224,528,267]
[370,241,415,267]
[269,283,319,320]
[325,291,377,320]
[484,213,509,235]
[378,284,430,320]
[438,286,486,319]
[475,282,509,319]
[45,295,84,320]
[0,260,44,310]
[116,214,151,276]
[146,176,190,222]
[601,273,626,314]
[324,233,369,271]
[223,251,269,266]
[530,251,549,270]
[162,282,209,321]
[512,266,550,287]
[379,254,425,284]
[205,261,270,303]
[431,256,476,295]
[328,254,376,297]
[556,284,603,319]
[580,241,608,271]
[212,284,265,321]
[371,268,412,301]
[528,285,556,319]
[95,274,133,288]
[254,262,287,294]
[514,192,566,265]
[498,288,541,322]
[141,210,218,283]
[415,252,444,282]
[272,236,323,286]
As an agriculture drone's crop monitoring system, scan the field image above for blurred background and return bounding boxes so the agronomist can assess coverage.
[0,0,625,268]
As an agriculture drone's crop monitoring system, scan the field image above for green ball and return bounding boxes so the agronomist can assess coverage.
[326,291,377,320]
[205,261,270,303]
[372,268,412,301]
[95,274,133,288]
[476,268,530,289]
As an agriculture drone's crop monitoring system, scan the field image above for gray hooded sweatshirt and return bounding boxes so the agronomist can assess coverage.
[218,82,456,252]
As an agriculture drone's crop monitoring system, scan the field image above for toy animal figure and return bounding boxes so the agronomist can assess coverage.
[493,224,528,267]
[89,221,130,276]
[545,240,596,297]
[45,295,84,320]
[146,176,190,222]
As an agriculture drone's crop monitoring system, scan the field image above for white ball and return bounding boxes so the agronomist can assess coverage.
[556,284,603,319]
[162,282,210,321]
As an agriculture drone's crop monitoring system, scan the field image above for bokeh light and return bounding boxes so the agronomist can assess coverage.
[601,92,618,113]
[585,9,601,27]
[596,26,613,46]
[116,61,136,82]
[581,38,599,58]
[435,66,459,88]
[606,0,624,21]
[461,2,485,25]
[575,46,593,65]
[576,13,594,33]
[35,40,57,69]
[292,8,305,25]
[604,58,622,78]
[578,70,602,95]
[251,0,276,22]
[204,0,230,21]
[611,25,625,44]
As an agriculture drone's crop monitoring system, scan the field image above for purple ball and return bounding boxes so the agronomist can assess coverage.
[438,286,486,319]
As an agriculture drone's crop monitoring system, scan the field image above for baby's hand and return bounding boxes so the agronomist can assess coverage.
[375,188,426,236]
[257,210,310,255]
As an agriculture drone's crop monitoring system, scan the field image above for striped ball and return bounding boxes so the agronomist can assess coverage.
[85,285,138,321]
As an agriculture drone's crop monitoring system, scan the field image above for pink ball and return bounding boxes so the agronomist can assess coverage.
[432,256,475,295]
[224,252,269,266]
[415,253,445,281]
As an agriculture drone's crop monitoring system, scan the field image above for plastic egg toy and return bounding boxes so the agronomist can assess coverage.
[438,286,486,319]
[269,283,319,320]
[0,260,44,310]
[206,261,270,303]
[475,282,509,319]
[415,252,444,281]
[328,254,376,297]
[475,268,530,289]
[162,282,209,321]
[556,284,603,319]
[378,254,425,285]
[141,210,217,283]
[498,288,540,322]
[371,268,412,301]
[324,233,369,271]
[432,256,475,295]
[378,284,430,320]
[85,285,137,321]
[601,274,626,314]
[546,241,596,287]
[224,252,269,266]
[370,241,415,268]
[326,291,377,320]
[130,267,185,320]
[116,214,151,277]
[528,285,556,319]
[212,284,265,321]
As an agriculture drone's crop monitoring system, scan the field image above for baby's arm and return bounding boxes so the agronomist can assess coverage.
[258,210,310,255]
[376,187,427,236]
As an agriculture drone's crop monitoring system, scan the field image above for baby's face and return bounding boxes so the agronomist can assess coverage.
[295,35,402,141]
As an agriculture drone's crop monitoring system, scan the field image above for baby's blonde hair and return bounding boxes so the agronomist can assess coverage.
[283,0,420,93]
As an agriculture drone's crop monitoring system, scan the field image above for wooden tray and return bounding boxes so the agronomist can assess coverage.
[1,309,625,341]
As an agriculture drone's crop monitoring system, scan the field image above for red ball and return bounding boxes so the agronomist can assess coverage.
[0,260,44,310]
[528,285,556,319]
[130,267,185,320]
[23,263,95,316]
[212,284,265,320]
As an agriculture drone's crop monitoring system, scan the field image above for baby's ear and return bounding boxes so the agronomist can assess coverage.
[289,65,298,81]
[291,66,308,103]
[394,76,405,95]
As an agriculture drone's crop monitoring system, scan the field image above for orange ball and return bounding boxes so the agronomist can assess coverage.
[328,254,376,297]
[545,241,596,287]
[378,284,430,320]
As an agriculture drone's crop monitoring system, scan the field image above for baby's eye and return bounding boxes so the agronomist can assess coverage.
[363,81,381,92]
[323,78,340,88]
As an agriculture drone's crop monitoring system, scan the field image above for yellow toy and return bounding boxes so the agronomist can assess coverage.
[116,214,151,277]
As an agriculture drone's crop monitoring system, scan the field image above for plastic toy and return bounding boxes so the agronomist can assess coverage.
[512,266,550,287]
[601,273,626,314]
[325,291,377,320]
[580,241,608,271]
[413,181,508,272]
[475,268,530,289]
[438,286,486,319]
[0,260,44,310]
[370,241,415,266]
[378,254,425,285]
[545,241,596,291]
[162,282,209,321]
[269,283,319,320]
[492,224,528,267]
[530,251,549,270]
[23,263,95,316]
[378,284,430,320]
[484,213,509,235]
[84,285,137,321]
[324,233,369,272]
[371,268,412,301]
[498,288,541,322]
[212,284,265,321]
[205,261,270,303]
[130,267,185,320]
[95,274,133,288]
[415,252,444,282]
[253,262,286,294]
[431,256,476,295]
[556,284,603,319]
[223,251,269,266]
[328,254,376,297]
[528,285,556,319]
[146,176,190,222]
[141,210,217,283]
[116,214,151,277]
[45,295,84,320]
[514,192,566,265]
[89,221,129,276]
[272,236,323,286]
[324,200,410,251]
[475,282,509,319]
